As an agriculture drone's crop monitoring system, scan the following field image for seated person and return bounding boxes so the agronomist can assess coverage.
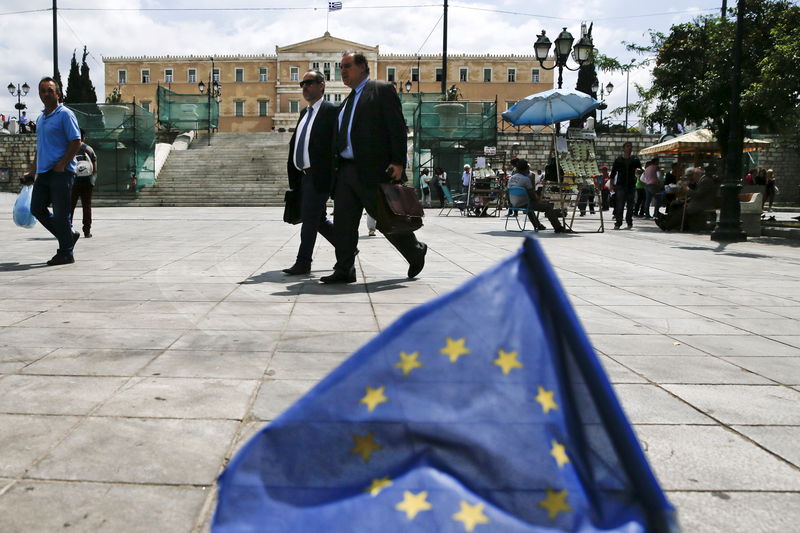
[507,159,570,233]
[657,166,717,232]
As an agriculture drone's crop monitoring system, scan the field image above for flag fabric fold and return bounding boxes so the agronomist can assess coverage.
[328,1,343,11]
[213,236,678,532]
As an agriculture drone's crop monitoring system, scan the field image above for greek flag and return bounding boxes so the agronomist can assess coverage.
[328,1,342,10]
[213,237,678,532]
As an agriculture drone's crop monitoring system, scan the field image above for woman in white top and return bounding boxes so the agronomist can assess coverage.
[461,165,471,194]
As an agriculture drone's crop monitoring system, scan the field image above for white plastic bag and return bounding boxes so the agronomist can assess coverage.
[13,185,37,228]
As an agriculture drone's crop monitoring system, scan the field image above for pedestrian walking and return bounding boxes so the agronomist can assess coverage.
[609,141,642,230]
[70,128,97,238]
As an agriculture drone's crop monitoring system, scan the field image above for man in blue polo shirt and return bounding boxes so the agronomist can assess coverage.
[24,77,82,265]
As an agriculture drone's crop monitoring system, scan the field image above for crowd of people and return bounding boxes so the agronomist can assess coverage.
[1,111,35,134]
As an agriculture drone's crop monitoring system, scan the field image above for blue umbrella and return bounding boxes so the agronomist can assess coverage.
[502,88,600,126]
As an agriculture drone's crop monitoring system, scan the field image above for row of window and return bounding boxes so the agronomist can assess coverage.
[118,65,541,85]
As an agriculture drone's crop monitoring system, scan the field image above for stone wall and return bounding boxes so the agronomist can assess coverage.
[497,131,800,205]
[0,134,36,193]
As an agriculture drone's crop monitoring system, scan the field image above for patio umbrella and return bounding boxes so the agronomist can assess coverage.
[639,128,771,155]
[502,88,600,126]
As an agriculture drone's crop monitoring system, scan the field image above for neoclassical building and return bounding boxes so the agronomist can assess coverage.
[103,32,554,132]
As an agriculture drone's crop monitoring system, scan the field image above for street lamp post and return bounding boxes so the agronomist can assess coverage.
[7,82,30,121]
[591,80,613,126]
[624,59,635,131]
[198,60,221,146]
[533,28,594,90]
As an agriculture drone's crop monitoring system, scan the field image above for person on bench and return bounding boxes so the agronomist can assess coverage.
[656,166,716,232]
[507,159,570,233]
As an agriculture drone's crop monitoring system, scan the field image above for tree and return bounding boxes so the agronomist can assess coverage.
[570,23,599,128]
[64,50,81,104]
[638,0,800,162]
[79,46,98,103]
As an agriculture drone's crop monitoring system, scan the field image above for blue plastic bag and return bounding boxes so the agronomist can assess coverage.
[13,185,37,228]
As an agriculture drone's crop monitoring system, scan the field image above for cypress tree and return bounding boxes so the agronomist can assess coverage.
[64,50,81,104]
[79,46,98,103]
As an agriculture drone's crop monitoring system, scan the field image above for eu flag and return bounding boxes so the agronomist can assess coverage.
[213,237,678,532]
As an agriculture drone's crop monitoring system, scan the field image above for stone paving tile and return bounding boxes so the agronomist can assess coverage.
[663,384,800,425]
[210,301,295,316]
[0,327,184,350]
[0,415,81,477]
[275,331,375,353]
[0,346,54,374]
[0,311,38,327]
[722,356,800,385]
[96,377,258,419]
[589,334,705,356]
[667,491,800,533]
[759,306,800,320]
[252,379,318,421]
[0,481,209,533]
[631,318,747,335]
[766,335,800,350]
[636,425,800,491]
[21,348,159,377]
[29,417,238,485]
[285,312,379,333]
[612,355,773,385]
[613,384,714,424]
[674,335,800,357]
[597,355,648,384]
[600,305,699,319]
[169,330,279,352]
[732,426,800,467]
[676,305,788,320]
[0,376,127,415]
[140,349,272,379]
[716,318,800,336]
[15,311,200,330]
[267,352,350,380]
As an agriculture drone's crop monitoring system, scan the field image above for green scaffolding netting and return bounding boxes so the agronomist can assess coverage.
[67,103,156,193]
[157,85,219,131]
[400,93,497,189]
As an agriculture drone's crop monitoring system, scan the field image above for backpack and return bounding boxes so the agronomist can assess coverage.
[75,153,93,177]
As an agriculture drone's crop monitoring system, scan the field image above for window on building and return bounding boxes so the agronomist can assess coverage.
[334,93,343,103]
[507,68,516,83]
[323,62,331,81]
[459,67,468,82]
[312,61,320,71]
[435,68,443,82]
[324,94,331,102]
[506,100,517,110]
[141,100,151,112]
[141,69,150,83]
[188,68,197,83]
[289,100,299,113]
[213,68,220,82]
[259,67,268,82]
[118,70,127,84]
[258,100,268,116]
[387,67,396,82]
[334,62,342,81]
[531,68,540,83]
[483,68,492,82]
[235,68,244,82]
[482,102,493,115]
[235,101,244,117]
[411,67,419,82]
[164,68,173,83]
[290,67,299,82]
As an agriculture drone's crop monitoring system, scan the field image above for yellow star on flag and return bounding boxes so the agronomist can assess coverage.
[535,386,558,414]
[365,477,392,497]
[538,489,571,520]
[550,440,570,468]
[395,351,423,376]
[440,337,471,363]
[360,385,388,412]
[350,432,382,463]
[452,501,490,532]
[493,349,523,375]
[395,490,432,520]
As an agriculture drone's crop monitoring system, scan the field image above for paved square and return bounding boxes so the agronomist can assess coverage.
[1,201,798,532]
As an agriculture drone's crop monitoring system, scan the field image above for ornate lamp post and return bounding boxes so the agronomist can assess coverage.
[533,28,594,90]
[198,74,221,146]
[7,82,30,121]
[405,80,413,93]
[591,80,613,125]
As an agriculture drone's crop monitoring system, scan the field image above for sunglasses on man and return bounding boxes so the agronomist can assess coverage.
[299,80,319,88]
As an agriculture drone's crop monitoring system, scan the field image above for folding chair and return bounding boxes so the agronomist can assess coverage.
[504,187,539,232]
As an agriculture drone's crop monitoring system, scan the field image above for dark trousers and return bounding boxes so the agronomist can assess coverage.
[531,200,564,231]
[614,188,635,226]
[332,161,424,273]
[296,172,335,266]
[31,170,75,255]
[601,189,610,210]
[70,178,93,233]
[578,188,595,215]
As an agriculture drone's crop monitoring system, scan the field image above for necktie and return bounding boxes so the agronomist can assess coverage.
[337,90,356,154]
[295,106,313,169]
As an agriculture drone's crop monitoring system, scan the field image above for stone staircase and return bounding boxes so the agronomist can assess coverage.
[95,131,292,207]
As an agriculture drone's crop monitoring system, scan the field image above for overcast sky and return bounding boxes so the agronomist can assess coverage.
[1,0,724,125]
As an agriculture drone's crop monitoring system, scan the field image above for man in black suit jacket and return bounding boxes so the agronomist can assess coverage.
[283,70,339,275]
[320,52,427,284]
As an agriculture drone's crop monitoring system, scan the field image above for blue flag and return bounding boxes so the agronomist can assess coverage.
[213,237,677,532]
[328,1,342,11]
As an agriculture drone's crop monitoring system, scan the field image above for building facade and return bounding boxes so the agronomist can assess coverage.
[103,32,554,132]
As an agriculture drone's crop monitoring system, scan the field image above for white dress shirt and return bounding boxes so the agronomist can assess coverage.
[294,98,324,171]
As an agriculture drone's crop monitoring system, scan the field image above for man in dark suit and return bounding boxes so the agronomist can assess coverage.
[320,51,427,284]
[283,69,339,275]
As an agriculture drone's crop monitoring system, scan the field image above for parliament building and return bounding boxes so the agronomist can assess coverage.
[103,32,554,132]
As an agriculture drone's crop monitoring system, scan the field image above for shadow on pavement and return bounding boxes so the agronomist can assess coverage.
[0,262,48,271]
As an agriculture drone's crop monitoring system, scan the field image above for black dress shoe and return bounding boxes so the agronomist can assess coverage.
[320,268,356,284]
[47,253,75,266]
[282,263,311,275]
[407,243,427,278]
[84,230,92,238]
